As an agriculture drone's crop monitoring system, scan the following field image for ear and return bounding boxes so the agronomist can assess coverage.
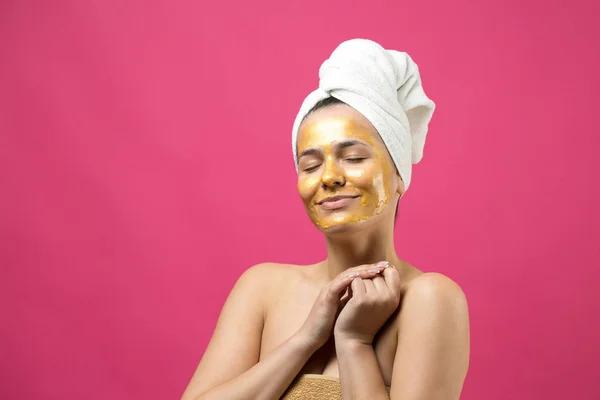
[396,173,406,197]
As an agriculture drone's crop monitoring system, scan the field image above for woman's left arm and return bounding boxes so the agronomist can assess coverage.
[389,273,470,399]
[336,272,470,400]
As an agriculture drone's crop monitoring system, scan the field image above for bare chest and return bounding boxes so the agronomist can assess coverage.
[258,281,399,386]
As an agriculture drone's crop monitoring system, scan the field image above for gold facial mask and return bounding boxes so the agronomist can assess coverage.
[296,116,394,230]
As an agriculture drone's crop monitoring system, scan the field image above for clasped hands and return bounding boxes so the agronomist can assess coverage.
[299,261,402,350]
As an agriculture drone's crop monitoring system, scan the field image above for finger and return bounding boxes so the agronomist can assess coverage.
[328,268,383,297]
[327,276,374,307]
[363,278,377,294]
[351,277,366,297]
[339,286,352,302]
[344,261,389,276]
[382,266,401,299]
[371,275,389,293]
[326,262,390,300]
[340,294,350,309]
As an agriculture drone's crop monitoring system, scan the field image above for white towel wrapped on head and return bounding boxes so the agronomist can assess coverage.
[291,38,435,192]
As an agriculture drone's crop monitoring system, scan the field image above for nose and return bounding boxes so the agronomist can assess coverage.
[321,158,346,188]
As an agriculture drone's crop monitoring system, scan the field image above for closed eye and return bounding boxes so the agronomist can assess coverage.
[345,158,366,163]
[303,164,321,172]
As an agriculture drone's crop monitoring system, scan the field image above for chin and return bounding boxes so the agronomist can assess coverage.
[313,216,372,235]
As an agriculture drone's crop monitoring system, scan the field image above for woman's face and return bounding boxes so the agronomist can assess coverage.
[296,104,404,231]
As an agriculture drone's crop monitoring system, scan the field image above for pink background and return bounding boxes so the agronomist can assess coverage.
[1,1,599,399]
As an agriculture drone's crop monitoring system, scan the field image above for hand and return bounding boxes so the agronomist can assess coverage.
[333,263,401,345]
[297,263,390,350]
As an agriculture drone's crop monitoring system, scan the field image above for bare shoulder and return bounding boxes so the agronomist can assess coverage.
[238,262,306,301]
[405,272,467,301]
[240,262,304,283]
[400,271,469,323]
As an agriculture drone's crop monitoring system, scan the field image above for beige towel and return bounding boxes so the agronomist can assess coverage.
[281,374,391,399]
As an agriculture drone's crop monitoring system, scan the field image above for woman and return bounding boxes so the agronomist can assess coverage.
[182,39,470,400]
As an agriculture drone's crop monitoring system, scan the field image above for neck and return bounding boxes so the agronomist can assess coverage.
[322,219,401,281]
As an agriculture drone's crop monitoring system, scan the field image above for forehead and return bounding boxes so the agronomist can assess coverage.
[297,104,384,150]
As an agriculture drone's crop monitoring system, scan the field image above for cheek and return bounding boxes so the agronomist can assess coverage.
[346,163,384,188]
[347,162,391,204]
[345,166,364,181]
[297,176,320,201]
[371,173,389,206]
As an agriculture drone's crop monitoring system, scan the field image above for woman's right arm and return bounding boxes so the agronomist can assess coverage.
[181,262,387,400]
[181,263,304,400]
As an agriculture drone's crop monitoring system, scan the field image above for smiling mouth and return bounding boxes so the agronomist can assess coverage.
[317,195,360,210]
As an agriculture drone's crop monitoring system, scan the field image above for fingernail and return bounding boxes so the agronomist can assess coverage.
[376,261,389,268]
[368,268,381,273]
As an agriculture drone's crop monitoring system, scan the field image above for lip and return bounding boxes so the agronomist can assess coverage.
[317,195,360,210]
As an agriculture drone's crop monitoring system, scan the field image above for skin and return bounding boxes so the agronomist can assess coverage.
[181,104,470,400]
[296,113,398,231]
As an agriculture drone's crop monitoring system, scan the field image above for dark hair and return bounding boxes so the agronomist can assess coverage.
[305,96,400,224]
[306,96,346,118]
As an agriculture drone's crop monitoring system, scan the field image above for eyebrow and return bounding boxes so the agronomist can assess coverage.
[298,139,370,159]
